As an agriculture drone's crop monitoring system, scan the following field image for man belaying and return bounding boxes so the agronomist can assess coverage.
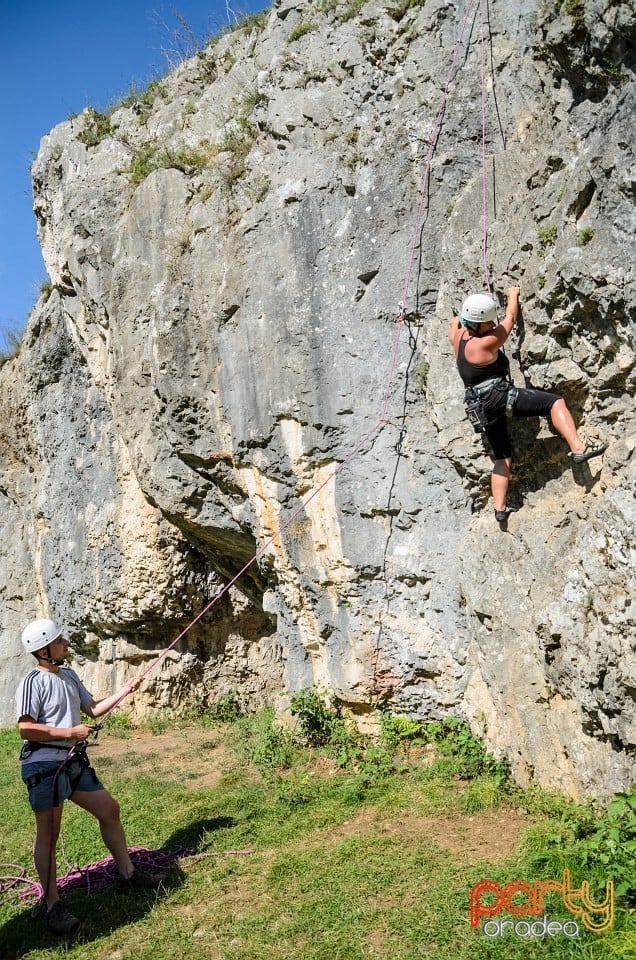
[449,286,607,522]
[16,618,166,936]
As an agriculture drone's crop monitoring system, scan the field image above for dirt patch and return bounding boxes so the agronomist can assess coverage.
[93,725,531,864]
[322,807,530,863]
[92,725,230,790]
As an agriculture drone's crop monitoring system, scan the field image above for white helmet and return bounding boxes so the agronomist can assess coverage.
[21,619,63,654]
[461,293,497,326]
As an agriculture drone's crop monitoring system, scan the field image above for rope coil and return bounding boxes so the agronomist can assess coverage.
[0,847,253,911]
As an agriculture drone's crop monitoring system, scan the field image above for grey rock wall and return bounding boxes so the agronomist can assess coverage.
[0,0,634,799]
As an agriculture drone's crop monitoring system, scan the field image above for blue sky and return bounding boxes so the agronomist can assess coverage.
[0,0,269,350]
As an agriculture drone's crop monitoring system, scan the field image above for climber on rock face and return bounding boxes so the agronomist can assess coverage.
[448,286,608,523]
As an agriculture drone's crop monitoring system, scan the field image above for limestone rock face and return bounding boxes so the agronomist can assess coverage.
[0,0,634,798]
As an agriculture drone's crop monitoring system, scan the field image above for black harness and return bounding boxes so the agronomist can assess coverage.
[21,741,98,799]
[464,377,518,433]
[457,328,518,433]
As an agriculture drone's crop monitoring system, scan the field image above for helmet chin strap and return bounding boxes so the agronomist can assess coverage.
[36,645,65,667]
[463,322,482,336]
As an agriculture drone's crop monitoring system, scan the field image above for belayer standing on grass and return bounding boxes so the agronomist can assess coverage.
[449,286,607,522]
[16,618,166,936]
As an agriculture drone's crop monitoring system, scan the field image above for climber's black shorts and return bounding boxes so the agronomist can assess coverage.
[484,387,562,461]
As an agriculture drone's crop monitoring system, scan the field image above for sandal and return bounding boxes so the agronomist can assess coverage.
[569,441,608,464]
[494,506,511,522]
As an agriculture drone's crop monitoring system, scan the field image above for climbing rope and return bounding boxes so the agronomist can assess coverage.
[390,0,479,336]
[0,847,253,911]
[479,0,493,293]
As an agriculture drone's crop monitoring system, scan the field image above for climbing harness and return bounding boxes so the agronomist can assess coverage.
[21,741,99,798]
[464,377,516,433]
[465,393,491,433]
[20,737,102,908]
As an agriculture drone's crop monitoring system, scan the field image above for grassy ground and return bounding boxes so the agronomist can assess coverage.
[0,702,634,960]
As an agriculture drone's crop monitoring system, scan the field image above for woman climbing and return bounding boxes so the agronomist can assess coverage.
[449,286,607,522]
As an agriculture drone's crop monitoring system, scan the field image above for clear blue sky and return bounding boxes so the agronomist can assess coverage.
[0,0,269,351]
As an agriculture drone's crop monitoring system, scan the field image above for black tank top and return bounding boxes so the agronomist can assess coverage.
[456,331,510,387]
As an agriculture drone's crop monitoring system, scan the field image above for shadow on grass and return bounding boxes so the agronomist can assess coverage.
[0,817,235,957]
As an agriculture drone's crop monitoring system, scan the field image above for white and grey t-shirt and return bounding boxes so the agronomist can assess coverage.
[16,667,94,766]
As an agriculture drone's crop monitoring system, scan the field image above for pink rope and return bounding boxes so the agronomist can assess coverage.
[392,0,479,326]
[0,847,253,909]
[480,0,492,293]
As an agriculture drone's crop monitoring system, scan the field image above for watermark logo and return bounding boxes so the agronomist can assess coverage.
[470,869,614,938]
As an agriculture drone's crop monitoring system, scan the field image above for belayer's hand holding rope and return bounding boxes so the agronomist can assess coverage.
[15,619,166,936]
[84,672,145,741]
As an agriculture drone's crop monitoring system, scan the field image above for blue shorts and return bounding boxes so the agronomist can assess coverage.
[22,759,104,812]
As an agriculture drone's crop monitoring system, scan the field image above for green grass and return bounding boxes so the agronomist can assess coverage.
[577,227,595,246]
[129,142,213,185]
[287,21,319,43]
[536,223,558,256]
[76,107,113,147]
[0,705,634,959]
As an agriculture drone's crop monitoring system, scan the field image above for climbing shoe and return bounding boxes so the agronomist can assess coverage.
[569,441,608,464]
[494,506,511,522]
[118,867,166,891]
[44,900,80,935]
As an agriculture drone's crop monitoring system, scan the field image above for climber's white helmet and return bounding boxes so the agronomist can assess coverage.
[21,619,63,654]
[461,293,497,326]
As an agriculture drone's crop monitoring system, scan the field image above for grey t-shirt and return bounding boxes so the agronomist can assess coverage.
[16,667,94,766]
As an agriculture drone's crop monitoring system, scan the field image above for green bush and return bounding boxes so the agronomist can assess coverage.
[288,21,319,43]
[380,711,426,749]
[289,687,371,770]
[577,226,595,246]
[245,709,297,769]
[129,143,212,185]
[237,9,269,33]
[290,687,344,746]
[205,690,244,724]
[419,717,511,783]
[537,223,558,255]
[102,711,135,738]
[116,78,167,117]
